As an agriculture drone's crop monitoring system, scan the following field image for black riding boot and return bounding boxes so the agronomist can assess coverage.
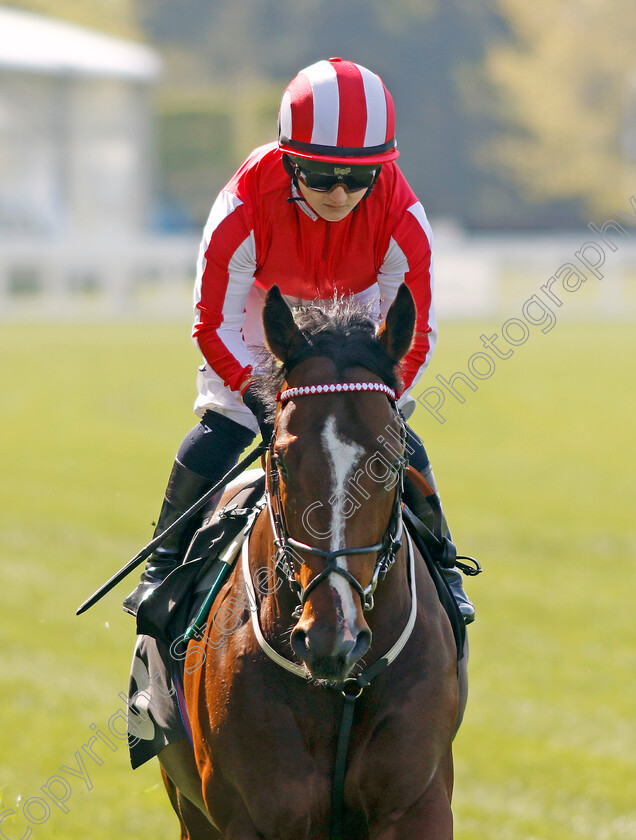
[122,459,212,616]
[409,462,476,625]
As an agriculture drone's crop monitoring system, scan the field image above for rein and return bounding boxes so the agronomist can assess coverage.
[241,528,418,684]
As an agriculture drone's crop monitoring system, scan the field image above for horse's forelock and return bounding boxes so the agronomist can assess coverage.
[250,299,401,421]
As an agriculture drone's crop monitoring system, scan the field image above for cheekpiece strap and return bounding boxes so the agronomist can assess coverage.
[277,382,396,403]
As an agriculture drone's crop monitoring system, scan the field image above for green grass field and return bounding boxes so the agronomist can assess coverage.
[0,319,634,839]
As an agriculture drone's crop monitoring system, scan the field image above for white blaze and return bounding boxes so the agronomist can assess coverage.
[321,415,363,637]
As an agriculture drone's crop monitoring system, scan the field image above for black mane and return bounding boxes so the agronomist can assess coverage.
[252,297,401,419]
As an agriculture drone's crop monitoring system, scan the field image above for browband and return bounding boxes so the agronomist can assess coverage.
[277,382,397,403]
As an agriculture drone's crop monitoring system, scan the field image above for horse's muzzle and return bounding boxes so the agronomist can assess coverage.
[290,620,372,683]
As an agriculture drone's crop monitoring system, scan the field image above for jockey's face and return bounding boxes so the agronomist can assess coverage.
[297,180,367,221]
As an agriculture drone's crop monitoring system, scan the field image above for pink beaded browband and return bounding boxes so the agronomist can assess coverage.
[276,382,397,403]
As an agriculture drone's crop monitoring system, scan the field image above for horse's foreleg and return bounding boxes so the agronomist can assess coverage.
[159,738,220,837]
[371,752,454,840]
[162,767,221,840]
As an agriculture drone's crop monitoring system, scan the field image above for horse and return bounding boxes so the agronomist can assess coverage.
[158,284,465,839]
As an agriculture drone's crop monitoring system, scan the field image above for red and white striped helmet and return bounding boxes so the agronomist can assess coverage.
[278,57,399,165]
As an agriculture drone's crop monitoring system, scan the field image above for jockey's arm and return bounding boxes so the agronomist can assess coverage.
[192,191,257,393]
[376,200,437,396]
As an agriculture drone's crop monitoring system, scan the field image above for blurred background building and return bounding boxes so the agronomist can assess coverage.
[0,0,635,321]
[0,6,158,239]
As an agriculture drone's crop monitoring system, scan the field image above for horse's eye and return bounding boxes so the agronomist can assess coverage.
[275,456,288,478]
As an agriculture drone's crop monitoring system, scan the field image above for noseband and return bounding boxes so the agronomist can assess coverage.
[266,382,407,615]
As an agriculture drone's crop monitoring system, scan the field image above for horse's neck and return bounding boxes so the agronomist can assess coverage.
[365,542,413,637]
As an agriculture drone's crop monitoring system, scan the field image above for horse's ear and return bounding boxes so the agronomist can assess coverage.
[263,285,305,362]
[378,283,416,362]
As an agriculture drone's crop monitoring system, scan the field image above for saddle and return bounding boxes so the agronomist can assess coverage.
[136,473,266,646]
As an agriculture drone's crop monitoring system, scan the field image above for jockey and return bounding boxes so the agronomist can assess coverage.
[123,57,475,624]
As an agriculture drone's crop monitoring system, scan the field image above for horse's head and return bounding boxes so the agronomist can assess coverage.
[260,284,416,684]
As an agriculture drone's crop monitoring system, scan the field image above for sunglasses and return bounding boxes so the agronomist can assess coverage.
[291,159,377,193]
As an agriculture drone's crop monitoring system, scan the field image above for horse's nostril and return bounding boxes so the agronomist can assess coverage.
[291,627,309,660]
[291,623,372,670]
[352,629,372,661]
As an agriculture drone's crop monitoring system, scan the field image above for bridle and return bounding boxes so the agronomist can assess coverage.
[265,381,408,616]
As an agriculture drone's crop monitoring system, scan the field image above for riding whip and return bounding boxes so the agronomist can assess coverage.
[76,444,266,615]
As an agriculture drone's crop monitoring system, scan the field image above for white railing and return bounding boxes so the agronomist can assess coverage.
[432,227,636,321]
[0,235,200,321]
[1,229,635,321]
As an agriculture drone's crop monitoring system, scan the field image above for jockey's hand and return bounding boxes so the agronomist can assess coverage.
[241,383,275,444]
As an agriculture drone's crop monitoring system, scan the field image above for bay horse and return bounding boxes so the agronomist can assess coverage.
[160,284,465,839]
